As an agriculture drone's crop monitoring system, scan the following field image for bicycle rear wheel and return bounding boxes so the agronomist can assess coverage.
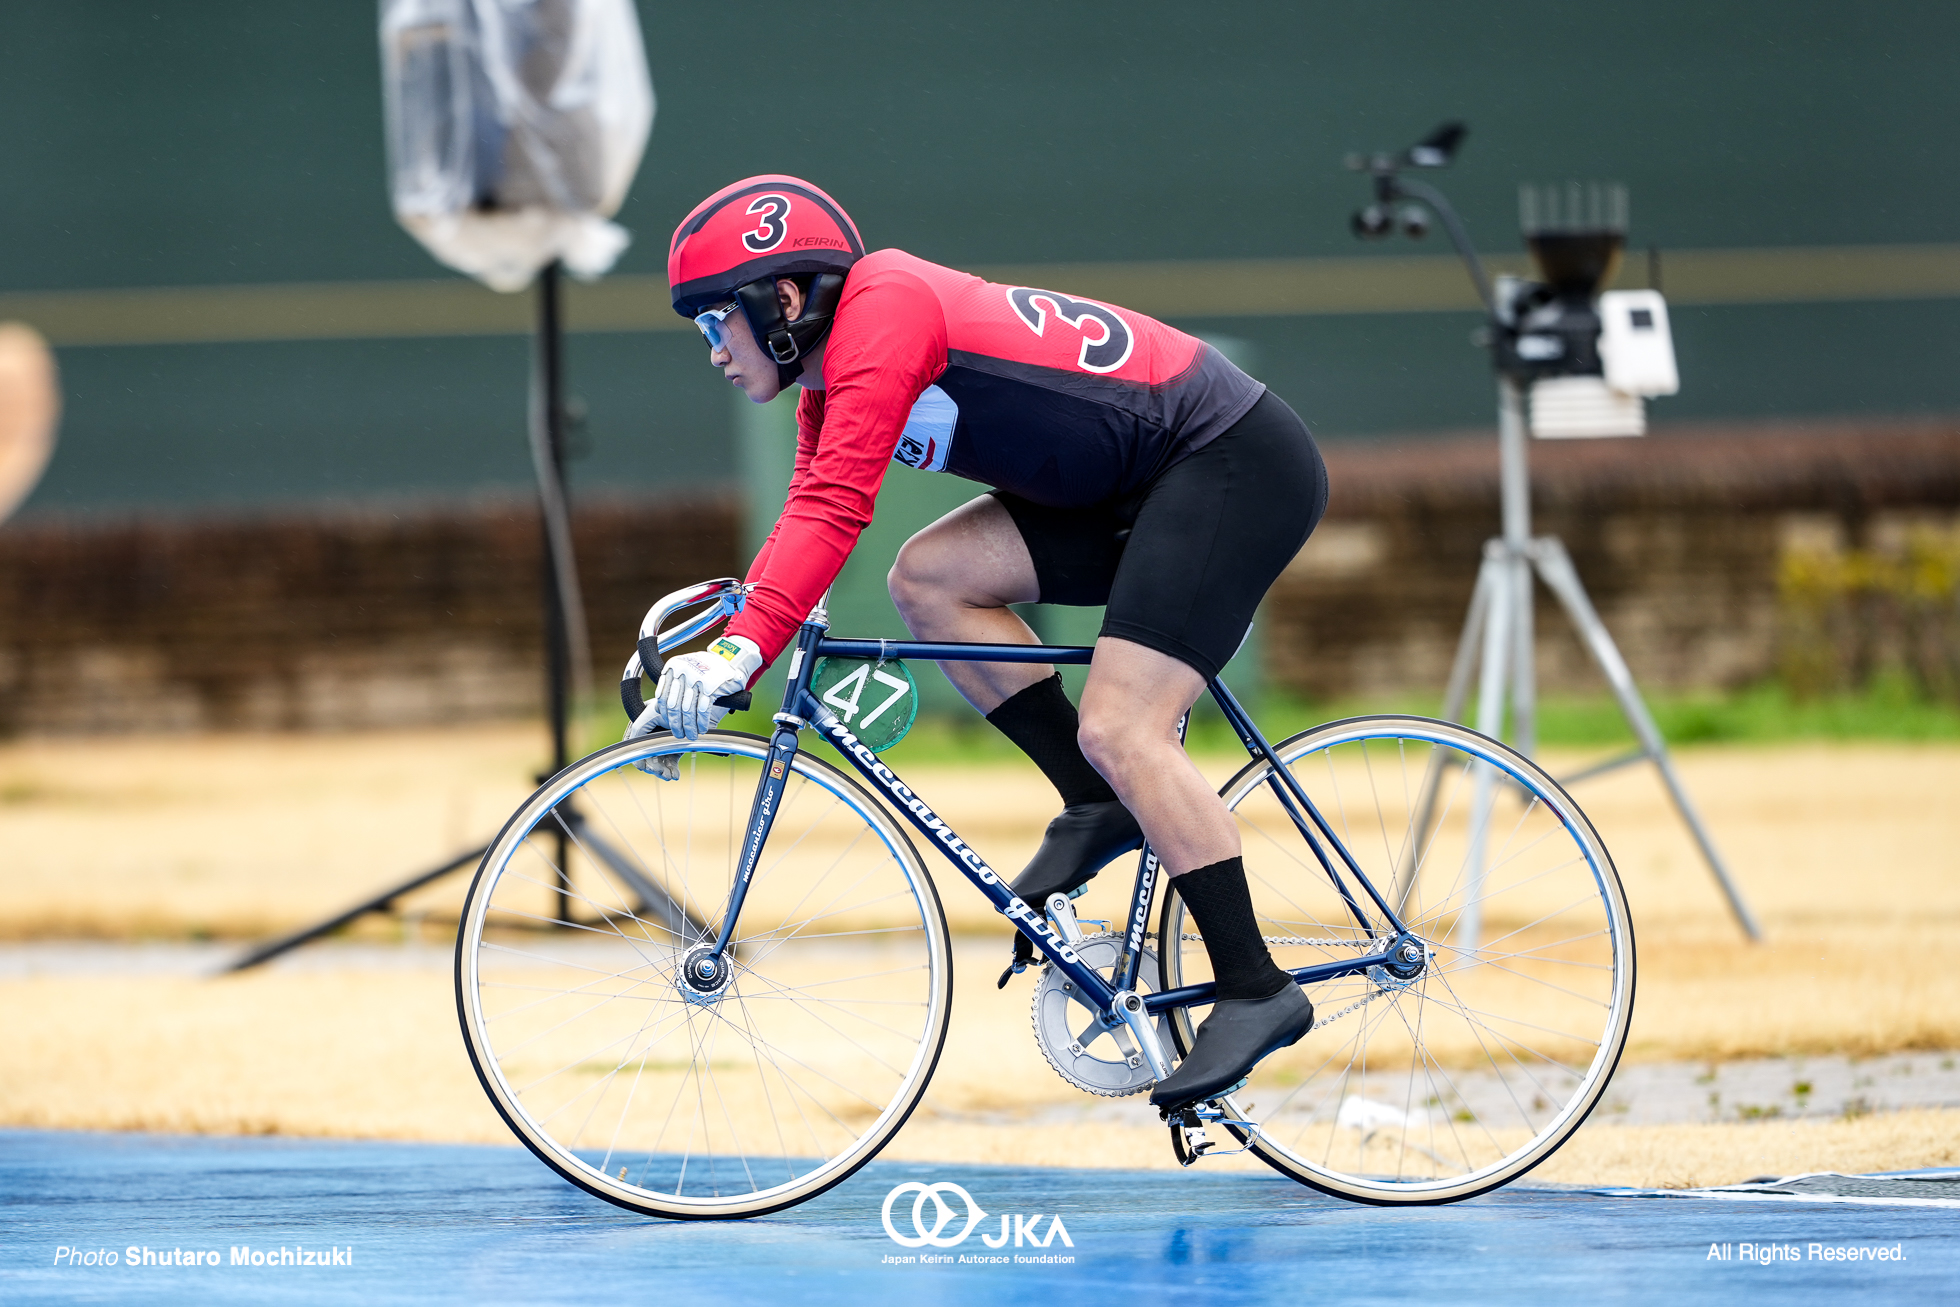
[1158,715,1634,1204]
[456,732,952,1219]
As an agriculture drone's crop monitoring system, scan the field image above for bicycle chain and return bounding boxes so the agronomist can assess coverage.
[1306,986,1391,1032]
[1178,933,1361,949]
[1175,933,1398,1032]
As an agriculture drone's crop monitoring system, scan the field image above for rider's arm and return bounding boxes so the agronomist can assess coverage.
[725,268,949,670]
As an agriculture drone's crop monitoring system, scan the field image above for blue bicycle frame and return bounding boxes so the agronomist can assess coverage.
[689,612,1426,1037]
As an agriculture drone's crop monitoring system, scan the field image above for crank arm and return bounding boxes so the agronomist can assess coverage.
[1110,989,1174,1081]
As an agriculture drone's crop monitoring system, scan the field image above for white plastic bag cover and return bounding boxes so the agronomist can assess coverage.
[381,0,654,291]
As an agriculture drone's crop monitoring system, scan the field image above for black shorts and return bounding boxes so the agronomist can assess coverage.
[992,389,1329,681]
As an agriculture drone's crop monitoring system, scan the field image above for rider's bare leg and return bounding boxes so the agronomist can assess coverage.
[1075,638,1236,874]
[891,498,1141,963]
[1079,638,1308,1106]
[887,495,1047,713]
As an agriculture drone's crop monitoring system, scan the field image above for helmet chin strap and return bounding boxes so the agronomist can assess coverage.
[736,274,849,389]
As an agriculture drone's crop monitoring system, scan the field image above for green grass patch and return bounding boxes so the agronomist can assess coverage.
[573,675,1960,775]
[1200,678,1960,752]
[1278,679,1960,750]
[1529,677,1960,747]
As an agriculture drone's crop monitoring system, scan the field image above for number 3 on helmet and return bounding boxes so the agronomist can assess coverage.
[668,175,865,386]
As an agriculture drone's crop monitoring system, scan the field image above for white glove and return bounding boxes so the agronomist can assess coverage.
[623,698,680,779]
[653,635,763,742]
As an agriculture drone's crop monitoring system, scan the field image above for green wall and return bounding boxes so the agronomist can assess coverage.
[3,1,1959,517]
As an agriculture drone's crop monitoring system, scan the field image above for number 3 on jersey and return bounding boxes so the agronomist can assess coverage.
[1007,287,1135,374]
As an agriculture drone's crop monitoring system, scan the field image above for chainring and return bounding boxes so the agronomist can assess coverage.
[1030,933,1165,1097]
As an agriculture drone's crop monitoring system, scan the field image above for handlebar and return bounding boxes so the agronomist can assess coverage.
[619,578,753,723]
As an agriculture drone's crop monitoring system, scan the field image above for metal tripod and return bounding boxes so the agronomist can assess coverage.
[1441,378,1761,943]
[227,263,697,972]
[1344,125,1759,944]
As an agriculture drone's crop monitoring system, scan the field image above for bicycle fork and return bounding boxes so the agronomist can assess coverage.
[674,709,801,1001]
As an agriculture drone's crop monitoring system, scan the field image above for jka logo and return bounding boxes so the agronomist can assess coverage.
[881,1181,1073,1249]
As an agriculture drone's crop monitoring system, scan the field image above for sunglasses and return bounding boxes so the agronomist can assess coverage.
[694,301,743,352]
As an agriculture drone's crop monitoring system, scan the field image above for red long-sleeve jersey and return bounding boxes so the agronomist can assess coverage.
[726,249,1263,664]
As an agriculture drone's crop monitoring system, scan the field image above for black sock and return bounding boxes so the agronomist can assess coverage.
[985,674,1118,807]
[1174,857,1292,1001]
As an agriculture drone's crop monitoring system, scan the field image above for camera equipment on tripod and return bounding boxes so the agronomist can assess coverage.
[1496,183,1678,438]
[1337,124,1761,942]
[1347,139,1680,440]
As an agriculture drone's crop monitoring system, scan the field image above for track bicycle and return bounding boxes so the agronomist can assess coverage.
[456,578,1635,1218]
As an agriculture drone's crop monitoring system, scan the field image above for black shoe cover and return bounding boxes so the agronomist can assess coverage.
[1009,800,1144,905]
[997,800,1142,988]
[1148,985,1314,1109]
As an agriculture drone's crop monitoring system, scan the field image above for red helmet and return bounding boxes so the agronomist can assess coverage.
[669,176,864,381]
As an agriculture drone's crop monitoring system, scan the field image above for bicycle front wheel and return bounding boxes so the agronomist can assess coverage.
[1159,715,1634,1204]
[456,731,952,1219]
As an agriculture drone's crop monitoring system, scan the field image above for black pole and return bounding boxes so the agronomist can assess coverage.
[534,260,575,924]
[537,261,570,778]
[224,844,488,973]
[226,264,590,969]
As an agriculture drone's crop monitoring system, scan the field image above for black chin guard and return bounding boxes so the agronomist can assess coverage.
[736,273,849,388]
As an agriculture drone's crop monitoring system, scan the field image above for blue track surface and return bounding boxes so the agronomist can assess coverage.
[3,1131,1954,1304]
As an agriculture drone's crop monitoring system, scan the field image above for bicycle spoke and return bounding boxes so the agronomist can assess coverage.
[732,965,936,1045]
[1159,717,1628,1204]
[460,734,950,1216]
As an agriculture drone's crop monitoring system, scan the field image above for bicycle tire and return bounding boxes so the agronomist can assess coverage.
[456,731,952,1219]
[1157,714,1634,1204]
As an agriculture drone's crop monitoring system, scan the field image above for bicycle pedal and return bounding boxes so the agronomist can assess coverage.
[1167,1111,1215,1167]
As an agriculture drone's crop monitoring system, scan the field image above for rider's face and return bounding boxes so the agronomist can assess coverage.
[707,278,814,405]
[708,297,784,405]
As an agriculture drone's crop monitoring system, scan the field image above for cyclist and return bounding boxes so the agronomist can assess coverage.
[640,175,1329,1111]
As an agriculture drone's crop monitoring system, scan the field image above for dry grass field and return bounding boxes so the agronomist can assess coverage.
[1,723,1956,1186]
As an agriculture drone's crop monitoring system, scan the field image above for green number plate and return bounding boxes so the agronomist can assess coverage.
[810,657,918,753]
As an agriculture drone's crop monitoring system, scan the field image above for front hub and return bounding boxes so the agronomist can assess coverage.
[678,944,733,1006]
